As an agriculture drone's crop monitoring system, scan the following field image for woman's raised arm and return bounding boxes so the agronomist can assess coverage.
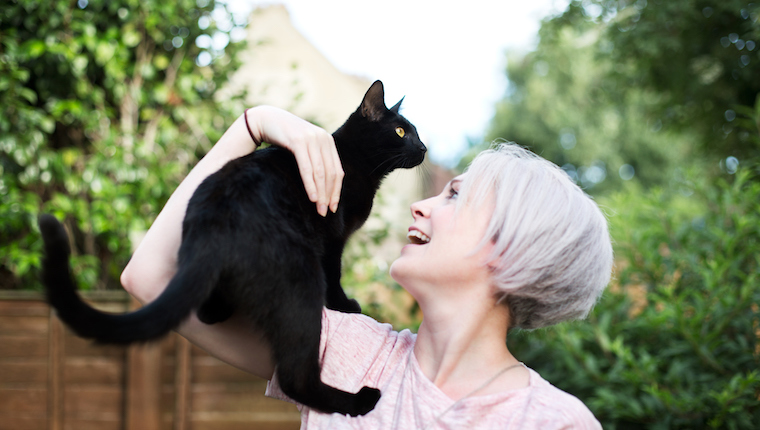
[120,106,343,379]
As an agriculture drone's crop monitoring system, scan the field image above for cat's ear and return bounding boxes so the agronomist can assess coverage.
[390,96,404,113]
[360,80,387,122]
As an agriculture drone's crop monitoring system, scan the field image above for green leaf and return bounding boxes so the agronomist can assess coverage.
[23,40,46,58]
[19,88,37,104]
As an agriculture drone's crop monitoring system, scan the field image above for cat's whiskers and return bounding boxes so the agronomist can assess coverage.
[368,151,406,176]
[417,160,432,183]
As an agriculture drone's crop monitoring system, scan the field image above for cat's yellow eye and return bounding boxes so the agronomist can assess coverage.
[395,127,405,138]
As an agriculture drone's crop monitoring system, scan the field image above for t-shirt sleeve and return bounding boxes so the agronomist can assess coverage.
[534,395,602,430]
[523,369,603,430]
[265,308,404,406]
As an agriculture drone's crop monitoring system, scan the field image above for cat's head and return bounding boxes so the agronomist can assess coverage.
[335,80,427,176]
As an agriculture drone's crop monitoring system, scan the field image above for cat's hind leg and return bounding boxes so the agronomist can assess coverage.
[269,283,380,416]
[197,286,235,324]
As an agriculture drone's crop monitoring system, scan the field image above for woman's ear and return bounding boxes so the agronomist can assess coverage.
[484,231,501,271]
[479,240,499,272]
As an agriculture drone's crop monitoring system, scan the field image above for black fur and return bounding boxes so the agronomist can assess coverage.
[38,80,425,416]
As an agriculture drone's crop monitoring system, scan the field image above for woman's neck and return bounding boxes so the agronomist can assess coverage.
[413,296,527,399]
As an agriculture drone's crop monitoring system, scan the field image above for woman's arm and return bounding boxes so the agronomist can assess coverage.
[120,106,343,379]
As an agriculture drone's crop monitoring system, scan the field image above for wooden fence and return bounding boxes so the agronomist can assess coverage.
[0,291,300,430]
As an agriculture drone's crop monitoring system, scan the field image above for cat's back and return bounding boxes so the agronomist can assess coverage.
[187,147,312,226]
[221,147,299,188]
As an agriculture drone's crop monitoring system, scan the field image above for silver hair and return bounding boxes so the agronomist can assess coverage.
[458,142,613,330]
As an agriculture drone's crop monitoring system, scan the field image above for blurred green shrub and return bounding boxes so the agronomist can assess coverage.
[0,0,246,289]
[509,166,760,429]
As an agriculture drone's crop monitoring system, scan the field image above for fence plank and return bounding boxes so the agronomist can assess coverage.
[0,358,47,383]
[174,337,191,430]
[48,312,64,430]
[0,300,48,316]
[64,357,124,384]
[0,417,47,430]
[192,356,263,383]
[192,383,294,412]
[63,386,123,417]
[125,297,162,430]
[64,332,126,358]
[0,336,47,357]
[63,419,121,430]
[0,316,48,336]
[0,387,47,413]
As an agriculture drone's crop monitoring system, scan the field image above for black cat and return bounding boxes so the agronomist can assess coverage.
[38,80,426,416]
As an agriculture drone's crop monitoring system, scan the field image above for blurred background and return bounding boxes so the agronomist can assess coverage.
[1,0,759,429]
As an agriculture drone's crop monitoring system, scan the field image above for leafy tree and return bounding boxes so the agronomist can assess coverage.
[0,0,246,289]
[592,0,760,159]
[481,0,760,192]
[483,23,701,192]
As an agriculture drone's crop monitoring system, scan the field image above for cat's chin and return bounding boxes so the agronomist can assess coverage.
[399,154,426,169]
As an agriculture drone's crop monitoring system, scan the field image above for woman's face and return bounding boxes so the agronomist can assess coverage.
[390,174,495,294]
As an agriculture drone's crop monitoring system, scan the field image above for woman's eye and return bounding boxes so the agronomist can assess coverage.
[395,127,405,138]
[447,187,458,199]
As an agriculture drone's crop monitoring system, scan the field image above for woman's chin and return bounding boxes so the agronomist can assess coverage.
[389,258,411,286]
[389,259,401,282]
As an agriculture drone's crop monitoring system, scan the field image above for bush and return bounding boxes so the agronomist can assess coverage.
[0,0,245,290]
[509,166,760,429]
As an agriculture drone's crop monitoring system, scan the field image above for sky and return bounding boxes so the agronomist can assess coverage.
[226,0,569,166]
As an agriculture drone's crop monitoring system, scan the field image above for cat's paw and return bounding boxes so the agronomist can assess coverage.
[327,298,362,314]
[351,386,381,416]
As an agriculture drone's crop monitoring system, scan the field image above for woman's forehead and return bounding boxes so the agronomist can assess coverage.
[456,172,496,209]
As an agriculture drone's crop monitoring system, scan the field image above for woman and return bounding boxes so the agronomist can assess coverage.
[122,106,612,429]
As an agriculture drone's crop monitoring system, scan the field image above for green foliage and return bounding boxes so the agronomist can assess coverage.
[509,165,760,428]
[592,0,760,158]
[481,0,760,193]
[0,0,247,289]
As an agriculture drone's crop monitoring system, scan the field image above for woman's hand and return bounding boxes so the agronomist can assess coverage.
[245,106,344,216]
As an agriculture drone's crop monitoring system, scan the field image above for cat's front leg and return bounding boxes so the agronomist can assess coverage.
[326,291,362,314]
[325,278,362,314]
[322,246,362,314]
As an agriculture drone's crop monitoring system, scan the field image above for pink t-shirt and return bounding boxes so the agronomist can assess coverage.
[266,309,602,429]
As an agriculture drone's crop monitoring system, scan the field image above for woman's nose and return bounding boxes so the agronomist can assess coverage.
[410,197,433,219]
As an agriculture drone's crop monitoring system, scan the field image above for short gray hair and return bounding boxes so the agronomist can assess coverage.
[459,142,613,330]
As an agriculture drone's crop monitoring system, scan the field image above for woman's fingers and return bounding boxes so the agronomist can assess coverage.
[306,135,329,216]
[291,143,319,204]
[328,145,344,213]
[291,129,340,216]
[316,132,344,214]
[248,106,343,216]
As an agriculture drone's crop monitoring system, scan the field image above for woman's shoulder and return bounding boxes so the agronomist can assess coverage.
[520,367,602,429]
[321,307,416,346]
[319,308,416,376]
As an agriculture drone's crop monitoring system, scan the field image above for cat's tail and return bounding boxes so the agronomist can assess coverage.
[38,214,216,345]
